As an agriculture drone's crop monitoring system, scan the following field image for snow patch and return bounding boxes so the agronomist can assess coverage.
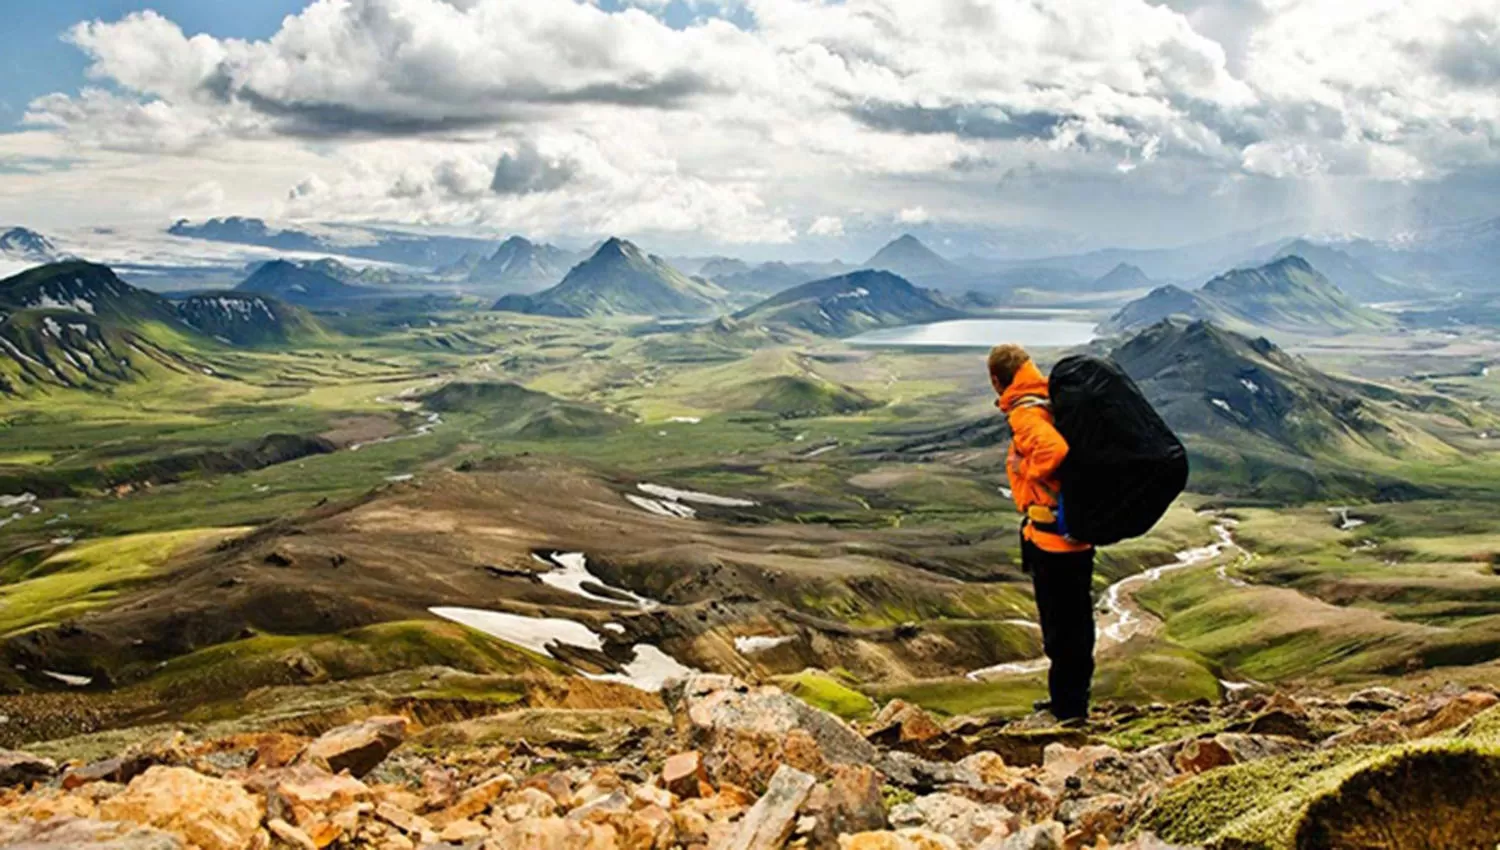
[0,493,37,509]
[540,552,658,609]
[1211,398,1233,412]
[43,671,92,687]
[431,607,602,656]
[586,645,698,692]
[1240,378,1260,393]
[626,494,696,519]
[735,635,796,654]
[638,483,756,508]
[667,416,701,424]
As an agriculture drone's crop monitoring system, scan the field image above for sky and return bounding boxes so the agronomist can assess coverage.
[0,0,1497,260]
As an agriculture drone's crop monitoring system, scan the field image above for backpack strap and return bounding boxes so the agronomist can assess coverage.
[1010,394,1051,411]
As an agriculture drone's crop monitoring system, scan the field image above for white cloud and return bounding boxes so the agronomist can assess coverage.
[5,0,1499,249]
[897,206,931,224]
[807,215,844,236]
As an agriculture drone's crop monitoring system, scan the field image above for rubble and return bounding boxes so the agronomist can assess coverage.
[0,678,1497,849]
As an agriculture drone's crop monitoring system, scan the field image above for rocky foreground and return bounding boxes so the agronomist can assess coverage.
[3,675,1500,850]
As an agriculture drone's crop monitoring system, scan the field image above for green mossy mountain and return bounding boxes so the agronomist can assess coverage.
[176,293,326,347]
[1269,240,1418,303]
[422,381,629,438]
[733,269,963,337]
[0,262,324,395]
[1102,256,1395,336]
[1113,319,1465,497]
[493,238,725,318]
[722,374,880,418]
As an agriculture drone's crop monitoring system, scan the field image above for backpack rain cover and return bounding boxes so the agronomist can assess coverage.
[1049,355,1188,546]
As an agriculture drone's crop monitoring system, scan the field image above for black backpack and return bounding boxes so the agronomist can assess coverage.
[1048,355,1188,546]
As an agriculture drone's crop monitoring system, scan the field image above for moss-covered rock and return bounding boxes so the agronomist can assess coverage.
[1138,706,1500,849]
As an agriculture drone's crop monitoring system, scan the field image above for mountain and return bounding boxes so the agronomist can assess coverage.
[176,293,325,346]
[0,261,181,324]
[1111,319,1456,498]
[709,260,851,298]
[863,234,960,282]
[697,257,751,279]
[732,269,963,337]
[0,263,213,396]
[235,260,375,306]
[1089,263,1152,292]
[1269,240,1417,303]
[298,258,425,288]
[0,228,59,264]
[421,381,628,439]
[1100,256,1395,336]
[467,237,575,293]
[493,238,725,318]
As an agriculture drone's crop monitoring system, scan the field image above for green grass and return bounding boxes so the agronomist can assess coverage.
[145,619,559,713]
[0,528,241,638]
[774,669,876,721]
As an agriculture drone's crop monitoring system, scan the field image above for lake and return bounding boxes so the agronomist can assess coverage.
[845,318,1099,349]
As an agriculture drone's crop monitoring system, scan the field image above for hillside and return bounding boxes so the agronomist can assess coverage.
[467,236,575,293]
[733,270,963,337]
[176,293,326,346]
[862,234,959,282]
[1101,256,1395,336]
[1269,240,1417,303]
[235,260,375,306]
[421,381,628,438]
[1111,319,1458,497]
[0,261,181,325]
[493,238,725,318]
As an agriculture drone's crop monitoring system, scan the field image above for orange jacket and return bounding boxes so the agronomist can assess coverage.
[999,360,1092,553]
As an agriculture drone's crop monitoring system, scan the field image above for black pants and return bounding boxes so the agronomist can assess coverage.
[1023,535,1096,719]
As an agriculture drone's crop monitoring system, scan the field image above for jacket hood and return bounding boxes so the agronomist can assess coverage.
[999,359,1049,412]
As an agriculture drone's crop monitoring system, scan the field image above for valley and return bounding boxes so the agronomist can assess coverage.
[3,230,1500,849]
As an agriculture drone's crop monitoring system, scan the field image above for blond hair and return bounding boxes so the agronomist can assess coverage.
[987,343,1031,389]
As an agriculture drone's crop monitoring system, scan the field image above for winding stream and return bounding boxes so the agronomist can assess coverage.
[967,517,1246,681]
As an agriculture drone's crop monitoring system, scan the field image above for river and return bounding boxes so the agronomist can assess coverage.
[967,517,1244,680]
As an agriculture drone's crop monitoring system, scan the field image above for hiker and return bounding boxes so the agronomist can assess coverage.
[989,343,1096,722]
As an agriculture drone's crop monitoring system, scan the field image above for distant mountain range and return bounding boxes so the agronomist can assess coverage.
[705,260,851,299]
[467,237,578,293]
[732,269,963,337]
[1100,256,1395,336]
[494,238,726,318]
[0,262,321,396]
[169,217,494,270]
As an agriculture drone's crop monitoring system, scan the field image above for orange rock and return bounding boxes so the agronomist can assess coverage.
[431,774,514,826]
[1413,691,1500,737]
[440,819,489,842]
[662,752,710,800]
[300,716,407,778]
[99,766,264,850]
[268,817,318,850]
[1174,738,1237,775]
